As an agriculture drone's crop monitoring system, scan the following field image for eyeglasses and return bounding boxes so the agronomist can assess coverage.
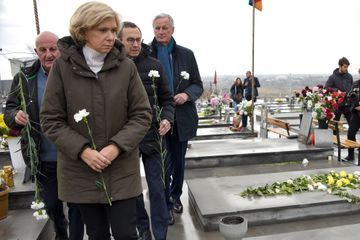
[126,38,142,45]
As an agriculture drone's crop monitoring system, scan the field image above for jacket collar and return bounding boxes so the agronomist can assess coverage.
[58,36,127,73]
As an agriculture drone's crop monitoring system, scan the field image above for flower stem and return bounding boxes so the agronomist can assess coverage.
[18,73,41,202]
[150,76,167,187]
[84,119,112,206]
[100,172,112,206]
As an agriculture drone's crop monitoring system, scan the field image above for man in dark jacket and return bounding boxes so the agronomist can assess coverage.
[4,31,83,240]
[150,13,203,225]
[242,71,260,129]
[325,57,353,124]
[345,72,360,161]
[243,70,260,102]
[119,22,174,240]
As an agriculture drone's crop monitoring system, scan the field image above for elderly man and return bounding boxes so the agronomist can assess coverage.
[4,31,83,240]
[119,21,174,240]
[150,13,203,225]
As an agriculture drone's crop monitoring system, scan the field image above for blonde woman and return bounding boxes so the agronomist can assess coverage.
[40,2,152,239]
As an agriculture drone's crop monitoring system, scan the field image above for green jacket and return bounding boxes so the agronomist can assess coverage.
[40,36,152,203]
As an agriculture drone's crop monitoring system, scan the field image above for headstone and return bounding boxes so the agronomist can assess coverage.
[259,104,268,138]
[314,129,333,147]
[7,137,25,171]
[298,111,312,144]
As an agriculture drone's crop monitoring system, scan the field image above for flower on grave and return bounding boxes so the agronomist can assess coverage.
[340,170,348,178]
[74,109,112,206]
[240,170,360,204]
[327,176,335,185]
[0,114,9,136]
[210,96,220,107]
[295,85,345,121]
[274,98,283,104]
[302,158,309,167]
[316,183,327,191]
[233,100,253,123]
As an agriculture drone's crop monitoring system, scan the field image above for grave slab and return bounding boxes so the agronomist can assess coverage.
[187,166,360,231]
[198,121,232,128]
[194,127,257,140]
[270,112,301,119]
[243,223,360,240]
[185,138,333,168]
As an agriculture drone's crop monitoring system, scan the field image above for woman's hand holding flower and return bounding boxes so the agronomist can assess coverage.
[80,148,111,172]
[99,144,120,163]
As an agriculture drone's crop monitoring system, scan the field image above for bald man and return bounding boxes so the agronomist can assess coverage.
[4,31,83,240]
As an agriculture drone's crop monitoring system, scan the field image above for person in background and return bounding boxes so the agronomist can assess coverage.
[345,68,360,161]
[119,21,174,240]
[242,70,260,130]
[4,31,84,240]
[325,57,353,125]
[150,13,203,225]
[40,2,152,239]
[230,77,243,111]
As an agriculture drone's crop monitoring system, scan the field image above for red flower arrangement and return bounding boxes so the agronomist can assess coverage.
[295,85,346,121]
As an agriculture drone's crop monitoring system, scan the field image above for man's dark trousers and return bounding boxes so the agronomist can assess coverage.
[137,151,168,239]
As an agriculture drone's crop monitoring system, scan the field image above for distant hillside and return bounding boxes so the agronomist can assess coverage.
[201,74,359,99]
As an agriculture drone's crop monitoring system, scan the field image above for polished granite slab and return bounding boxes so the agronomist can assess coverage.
[187,166,360,231]
[185,138,333,168]
[194,127,257,140]
[243,223,360,240]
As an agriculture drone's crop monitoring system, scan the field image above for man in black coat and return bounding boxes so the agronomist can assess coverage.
[4,31,83,240]
[119,22,174,240]
[325,57,353,124]
[150,13,203,225]
[345,73,360,161]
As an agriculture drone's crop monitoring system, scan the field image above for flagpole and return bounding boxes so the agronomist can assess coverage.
[251,0,255,134]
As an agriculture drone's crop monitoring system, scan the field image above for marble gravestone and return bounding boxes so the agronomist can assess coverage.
[298,111,312,145]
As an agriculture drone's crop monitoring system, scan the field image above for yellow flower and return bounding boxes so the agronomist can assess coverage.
[340,171,348,178]
[335,173,339,178]
[336,180,343,188]
[348,174,353,180]
[327,176,335,185]
[0,114,9,136]
[341,178,350,185]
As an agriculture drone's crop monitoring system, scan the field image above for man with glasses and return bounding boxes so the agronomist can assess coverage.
[119,21,174,240]
[150,13,203,226]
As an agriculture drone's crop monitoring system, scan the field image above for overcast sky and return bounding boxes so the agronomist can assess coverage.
[1,0,360,80]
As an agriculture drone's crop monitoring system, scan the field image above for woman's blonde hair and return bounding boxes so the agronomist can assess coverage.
[69,1,121,44]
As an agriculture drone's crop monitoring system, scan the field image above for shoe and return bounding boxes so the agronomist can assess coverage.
[55,235,69,240]
[138,229,152,240]
[168,210,175,225]
[344,155,354,161]
[173,200,183,214]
